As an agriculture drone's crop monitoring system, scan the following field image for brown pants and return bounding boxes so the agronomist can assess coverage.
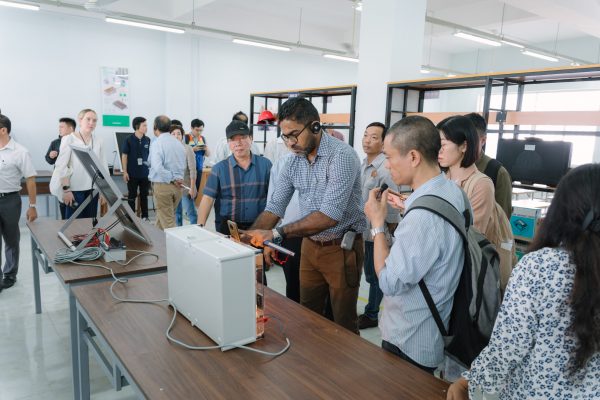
[300,236,364,333]
[152,182,182,230]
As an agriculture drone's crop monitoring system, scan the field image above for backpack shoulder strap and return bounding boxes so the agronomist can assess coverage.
[483,159,502,186]
[406,194,471,339]
[405,194,469,241]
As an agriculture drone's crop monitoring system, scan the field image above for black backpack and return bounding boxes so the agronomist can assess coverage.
[483,158,502,186]
[405,192,502,367]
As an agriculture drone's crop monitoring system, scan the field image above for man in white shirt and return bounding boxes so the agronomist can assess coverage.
[212,111,261,163]
[0,114,37,291]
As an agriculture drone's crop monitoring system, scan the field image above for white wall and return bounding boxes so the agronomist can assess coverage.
[0,7,358,170]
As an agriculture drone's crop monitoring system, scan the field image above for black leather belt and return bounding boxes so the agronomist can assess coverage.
[0,191,18,198]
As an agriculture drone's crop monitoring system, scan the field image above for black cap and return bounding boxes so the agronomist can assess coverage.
[226,120,250,139]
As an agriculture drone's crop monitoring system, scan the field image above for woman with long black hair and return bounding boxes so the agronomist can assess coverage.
[447,163,600,399]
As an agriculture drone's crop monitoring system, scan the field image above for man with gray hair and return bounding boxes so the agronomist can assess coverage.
[364,116,466,373]
[148,115,185,230]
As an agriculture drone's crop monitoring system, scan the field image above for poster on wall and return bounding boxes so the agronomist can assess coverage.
[101,66,130,127]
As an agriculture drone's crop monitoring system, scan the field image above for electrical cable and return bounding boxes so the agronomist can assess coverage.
[56,244,291,357]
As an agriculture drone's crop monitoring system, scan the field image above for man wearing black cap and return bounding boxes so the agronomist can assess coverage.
[197,120,272,234]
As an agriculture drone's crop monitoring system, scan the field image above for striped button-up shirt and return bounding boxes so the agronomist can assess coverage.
[379,173,467,368]
[266,132,366,241]
[203,153,272,225]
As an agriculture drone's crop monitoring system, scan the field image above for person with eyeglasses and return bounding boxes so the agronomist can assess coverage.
[244,97,366,334]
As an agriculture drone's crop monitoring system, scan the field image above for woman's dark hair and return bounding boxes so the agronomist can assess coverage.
[530,163,600,374]
[436,115,479,168]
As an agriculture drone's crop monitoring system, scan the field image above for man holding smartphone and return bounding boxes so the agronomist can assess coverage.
[185,119,210,191]
[244,98,366,334]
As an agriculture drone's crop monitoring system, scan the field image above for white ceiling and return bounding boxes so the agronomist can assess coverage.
[38,0,600,58]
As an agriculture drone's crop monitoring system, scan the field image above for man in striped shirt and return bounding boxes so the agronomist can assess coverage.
[245,98,366,333]
[364,116,466,373]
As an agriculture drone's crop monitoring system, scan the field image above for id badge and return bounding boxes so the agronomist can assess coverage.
[137,158,143,166]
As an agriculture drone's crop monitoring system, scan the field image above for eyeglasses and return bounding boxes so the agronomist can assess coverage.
[281,121,312,144]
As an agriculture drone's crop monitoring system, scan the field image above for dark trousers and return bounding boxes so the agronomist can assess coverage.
[127,177,150,218]
[363,240,384,319]
[64,190,99,219]
[382,340,436,374]
[277,237,302,303]
[195,170,203,191]
[0,193,22,279]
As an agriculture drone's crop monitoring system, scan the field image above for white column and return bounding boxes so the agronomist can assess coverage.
[354,0,427,156]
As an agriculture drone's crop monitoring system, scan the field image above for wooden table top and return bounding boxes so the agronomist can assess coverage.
[73,274,449,399]
[27,217,167,284]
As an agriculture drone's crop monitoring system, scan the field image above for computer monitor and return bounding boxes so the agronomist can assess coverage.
[58,144,152,250]
[496,138,572,186]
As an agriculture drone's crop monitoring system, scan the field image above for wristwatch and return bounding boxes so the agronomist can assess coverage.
[272,228,283,245]
[62,185,70,191]
[370,226,385,238]
[29,204,37,208]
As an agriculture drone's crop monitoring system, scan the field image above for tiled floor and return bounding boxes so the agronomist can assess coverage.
[0,209,382,399]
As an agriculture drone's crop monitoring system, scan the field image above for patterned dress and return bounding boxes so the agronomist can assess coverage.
[465,247,600,399]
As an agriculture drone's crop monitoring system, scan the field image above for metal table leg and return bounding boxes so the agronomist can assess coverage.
[31,236,42,314]
[77,305,90,400]
[70,290,81,400]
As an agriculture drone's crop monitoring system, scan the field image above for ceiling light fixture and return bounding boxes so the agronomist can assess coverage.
[453,31,501,47]
[233,39,290,52]
[420,68,431,74]
[0,0,39,11]
[521,49,559,62]
[501,39,524,49]
[323,54,359,63]
[354,2,362,12]
[106,17,185,34]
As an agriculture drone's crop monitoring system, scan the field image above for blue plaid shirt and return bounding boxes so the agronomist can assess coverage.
[266,133,366,241]
[203,153,272,225]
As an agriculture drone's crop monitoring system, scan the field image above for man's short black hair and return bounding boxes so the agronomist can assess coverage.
[389,116,440,165]
[154,115,171,133]
[59,117,76,131]
[464,112,487,137]
[366,121,387,139]
[277,98,320,126]
[191,119,204,128]
[232,111,248,124]
[0,114,11,134]
[132,116,146,131]
[171,119,183,127]
[437,115,480,168]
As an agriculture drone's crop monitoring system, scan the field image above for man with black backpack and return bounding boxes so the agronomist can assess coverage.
[364,116,467,374]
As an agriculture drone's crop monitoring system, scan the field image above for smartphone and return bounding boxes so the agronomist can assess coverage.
[227,220,241,242]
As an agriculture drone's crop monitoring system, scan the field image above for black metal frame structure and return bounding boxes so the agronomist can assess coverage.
[385,64,600,139]
[250,85,358,147]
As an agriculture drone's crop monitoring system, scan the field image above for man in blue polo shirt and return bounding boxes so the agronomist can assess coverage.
[197,120,272,234]
[121,116,151,221]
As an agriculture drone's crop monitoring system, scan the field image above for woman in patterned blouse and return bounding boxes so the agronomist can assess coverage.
[447,163,600,399]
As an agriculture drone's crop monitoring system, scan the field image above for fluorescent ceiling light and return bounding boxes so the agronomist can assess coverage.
[446,73,457,77]
[106,17,184,34]
[521,50,558,62]
[0,1,39,11]
[420,68,431,74]
[454,32,501,47]
[501,39,524,49]
[232,39,290,52]
[571,62,581,66]
[323,54,359,63]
